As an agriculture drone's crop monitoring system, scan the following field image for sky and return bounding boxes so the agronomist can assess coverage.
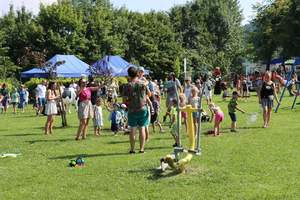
[0,0,262,25]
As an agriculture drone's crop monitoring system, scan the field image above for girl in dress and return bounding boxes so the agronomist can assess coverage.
[93,98,103,136]
[44,82,59,135]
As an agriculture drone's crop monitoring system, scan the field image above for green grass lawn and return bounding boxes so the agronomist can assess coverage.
[0,94,299,200]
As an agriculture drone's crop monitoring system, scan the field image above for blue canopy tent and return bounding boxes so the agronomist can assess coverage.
[114,66,150,77]
[270,58,284,65]
[21,55,90,78]
[90,55,149,77]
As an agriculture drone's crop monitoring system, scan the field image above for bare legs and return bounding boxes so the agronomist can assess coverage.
[129,127,146,153]
[45,115,54,135]
[214,120,221,136]
[76,118,90,140]
[263,107,272,128]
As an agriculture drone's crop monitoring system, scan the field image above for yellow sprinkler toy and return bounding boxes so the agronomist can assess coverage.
[160,82,206,173]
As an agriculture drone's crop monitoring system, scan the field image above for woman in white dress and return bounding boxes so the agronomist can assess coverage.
[44,82,59,135]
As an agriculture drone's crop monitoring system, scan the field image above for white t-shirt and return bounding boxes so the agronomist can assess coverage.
[184,85,192,99]
[36,84,46,98]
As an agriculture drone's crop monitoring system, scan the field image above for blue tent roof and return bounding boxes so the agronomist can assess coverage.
[90,55,135,76]
[294,58,300,65]
[270,58,284,65]
[21,55,90,78]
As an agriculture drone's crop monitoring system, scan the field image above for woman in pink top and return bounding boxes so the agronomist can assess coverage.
[75,78,100,140]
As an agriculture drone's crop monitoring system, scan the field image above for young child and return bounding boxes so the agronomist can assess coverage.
[150,94,164,133]
[106,103,121,135]
[11,88,20,114]
[228,91,245,132]
[93,98,103,136]
[188,86,200,135]
[119,104,128,132]
[179,93,187,132]
[208,103,224,136]
[169,99,180,147]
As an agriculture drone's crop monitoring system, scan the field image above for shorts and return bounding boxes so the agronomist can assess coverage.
[166,96,175,108]
[192,111,199,119]
[215,111,224,122]
[128,107,149,128]
[111,123,119,132]
[204,90,212,100]
[261,97,274,109]
[38,97,46,107]
[228,112,237,122]
[1,97,8,107]
[11,102,18,106]
[150,113,158,124]
[78,101,94,119]
[181,112,187,120]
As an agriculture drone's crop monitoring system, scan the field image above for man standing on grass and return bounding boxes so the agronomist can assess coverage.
[35,80,47,116]
[122,67,151,154]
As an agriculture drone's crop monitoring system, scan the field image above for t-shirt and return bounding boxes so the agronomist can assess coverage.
[110,110,121,124]
[78,88,92,102]
[11,92,19,103]
[228,98,238,113]
[166,79,181,99]
[122,82,148,113]
[260,82,274,99]
[0,88,9,97]
[152,100,160,114]
[36,84,46,98]
[184,85,192,99]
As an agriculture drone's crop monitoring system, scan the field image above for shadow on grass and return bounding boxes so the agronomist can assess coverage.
[128,168,179,180]
[49,152,129,160]
[146,146,170,150]
[3,133,41,137]
[107,140,128,144]
[26,138,75,144]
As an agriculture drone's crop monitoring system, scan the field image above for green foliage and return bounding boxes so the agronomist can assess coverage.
[174,57,181,78]
[248,0,300,64]
[0,0,245,80]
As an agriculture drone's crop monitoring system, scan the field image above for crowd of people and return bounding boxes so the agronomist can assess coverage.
[0,83,29,114]
[1,65,299,153]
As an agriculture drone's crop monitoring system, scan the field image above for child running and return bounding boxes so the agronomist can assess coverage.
[208,103,224,136]
[93,98,103,136]
[228,91,245,132]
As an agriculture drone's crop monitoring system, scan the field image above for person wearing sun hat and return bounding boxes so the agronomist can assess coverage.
[75,78,101,140]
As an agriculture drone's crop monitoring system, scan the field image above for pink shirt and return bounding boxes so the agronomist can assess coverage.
[79,88,92,101]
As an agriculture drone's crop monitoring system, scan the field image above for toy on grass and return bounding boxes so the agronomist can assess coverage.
[69,160,77,167]
[159,82,205,173]
[76,157,85,166]
[69,156,85,167]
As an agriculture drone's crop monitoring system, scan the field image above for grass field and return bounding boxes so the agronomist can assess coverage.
[0,94,299,200]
